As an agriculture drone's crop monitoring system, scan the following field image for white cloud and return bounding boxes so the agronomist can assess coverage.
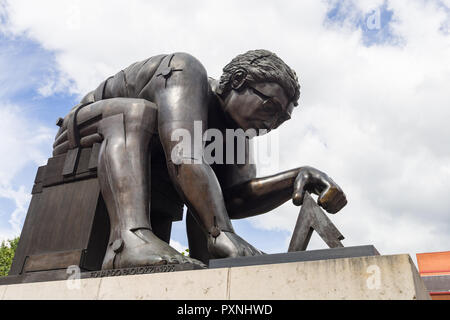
[0,0,449,258]
[0,104,53,182]
[0,184,30,234]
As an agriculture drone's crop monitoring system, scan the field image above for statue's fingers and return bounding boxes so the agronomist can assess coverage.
[292,172,309,206]
[334,196,348,213]
[318,185,338,208]
[322,189,347,214]
[327,198,346,214]
[249,246,260,256]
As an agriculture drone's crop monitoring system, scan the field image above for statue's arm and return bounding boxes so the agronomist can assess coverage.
[223,166,348,219]
[223,166,300,219]
[154,53,234,235]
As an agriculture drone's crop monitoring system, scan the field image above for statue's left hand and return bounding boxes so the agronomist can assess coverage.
[292,167,347,214]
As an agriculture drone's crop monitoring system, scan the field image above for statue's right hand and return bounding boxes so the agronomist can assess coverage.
[292,166,347,214]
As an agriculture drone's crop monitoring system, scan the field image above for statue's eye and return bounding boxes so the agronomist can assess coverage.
[250,87,271,101]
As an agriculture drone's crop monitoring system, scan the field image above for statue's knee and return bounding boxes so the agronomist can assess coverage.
[95,98,157,140]
[124,99,157,128]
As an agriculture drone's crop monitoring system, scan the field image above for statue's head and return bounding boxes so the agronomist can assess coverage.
[218,49,300,132]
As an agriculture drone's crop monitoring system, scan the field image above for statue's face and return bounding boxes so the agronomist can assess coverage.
[223,82,294,134]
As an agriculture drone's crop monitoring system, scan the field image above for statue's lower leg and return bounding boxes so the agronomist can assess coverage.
[97,106,203,269]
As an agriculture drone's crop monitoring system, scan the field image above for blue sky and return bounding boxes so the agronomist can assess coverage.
[326,0,400,46]
[0,0,449,260]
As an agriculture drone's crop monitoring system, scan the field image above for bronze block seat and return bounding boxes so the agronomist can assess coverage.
[8,144,183,277]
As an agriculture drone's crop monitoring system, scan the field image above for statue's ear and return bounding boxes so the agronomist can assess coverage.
[231,68,247,90]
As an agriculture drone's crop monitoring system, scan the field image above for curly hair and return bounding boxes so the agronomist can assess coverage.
[218,49,301,106]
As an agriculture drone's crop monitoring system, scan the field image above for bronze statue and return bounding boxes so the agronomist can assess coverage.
[52,50,347,270]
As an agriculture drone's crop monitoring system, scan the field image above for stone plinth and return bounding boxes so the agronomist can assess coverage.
[0,254,430,300]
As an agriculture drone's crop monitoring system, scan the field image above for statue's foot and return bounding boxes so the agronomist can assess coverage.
[102,228,206,270]
[207,230,264,259]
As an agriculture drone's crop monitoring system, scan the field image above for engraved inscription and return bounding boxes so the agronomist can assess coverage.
[89,264,176,278]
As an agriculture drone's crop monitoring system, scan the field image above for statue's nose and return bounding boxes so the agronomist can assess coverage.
[262,120,273,130]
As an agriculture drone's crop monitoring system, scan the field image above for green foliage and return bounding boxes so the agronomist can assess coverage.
[0,237,19,276]
[181,248,190,256]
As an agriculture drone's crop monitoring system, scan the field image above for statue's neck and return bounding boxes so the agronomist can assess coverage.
[207,78,237,131]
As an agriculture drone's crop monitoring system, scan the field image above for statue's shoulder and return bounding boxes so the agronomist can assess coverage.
[169,52,203,64]
[166,52,208,76]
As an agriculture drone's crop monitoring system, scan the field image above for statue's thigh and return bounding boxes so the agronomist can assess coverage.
[77,98,157,137]
[53,98,157,155]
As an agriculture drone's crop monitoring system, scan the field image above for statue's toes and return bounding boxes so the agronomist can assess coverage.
[246,247,257,256]
[252,246,264,256]
[161,255,180,265]
[180,256,198,266]
[242,244,262,257]
[119,254,167,268]
[185,256,207,268]
[148,255,168,266]
[180,255,192,264]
